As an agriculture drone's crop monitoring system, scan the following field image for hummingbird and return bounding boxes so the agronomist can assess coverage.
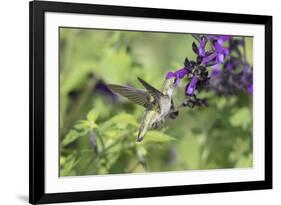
[107,77,179,142]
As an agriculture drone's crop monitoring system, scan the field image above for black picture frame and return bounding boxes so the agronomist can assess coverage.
[29,0,272,204]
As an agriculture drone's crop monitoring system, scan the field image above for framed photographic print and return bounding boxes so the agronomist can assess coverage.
[29,0,272,204]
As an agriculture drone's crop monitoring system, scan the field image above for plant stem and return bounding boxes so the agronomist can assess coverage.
[83,131,131,173]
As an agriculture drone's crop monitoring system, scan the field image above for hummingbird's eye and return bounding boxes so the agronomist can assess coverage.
[173,78,177,84]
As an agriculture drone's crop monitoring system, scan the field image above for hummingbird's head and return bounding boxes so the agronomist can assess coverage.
[163,77,177,97]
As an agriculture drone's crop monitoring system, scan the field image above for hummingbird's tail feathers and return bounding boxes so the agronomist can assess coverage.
[136,135,144,143]
[137,125,145,142]
[107,84,150,108]
[136,110,155,143]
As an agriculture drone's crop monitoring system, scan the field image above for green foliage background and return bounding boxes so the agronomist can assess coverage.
[59,28,253,176]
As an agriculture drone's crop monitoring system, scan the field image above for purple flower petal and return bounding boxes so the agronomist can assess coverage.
[207,35,231,45]
[216,53,225,63]
[248,83,253,95]
[202,53,217,65]
[166,68,189,79]
[213,41,229,64]
[214,42,224,53]
[166,67,189,87]
[211,64,220,78]
[198,47,206,56]
[199,38,207,48]
[217,35,231,45]
[223,48,229,55]
[206,35,217,40]
[198,38,207,56]
[175,67,189,79]
[166,72,175,79]
[243,64,251,74]
[226,62,233,70]
[186,76,198,96]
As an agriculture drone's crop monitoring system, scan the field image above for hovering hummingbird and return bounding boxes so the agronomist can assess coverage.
[108,77,179,142]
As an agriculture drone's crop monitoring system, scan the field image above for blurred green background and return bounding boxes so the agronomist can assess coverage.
[59,28,253,176]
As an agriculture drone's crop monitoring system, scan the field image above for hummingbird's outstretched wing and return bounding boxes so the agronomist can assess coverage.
[107,84,152,108]
[137,77,164,101]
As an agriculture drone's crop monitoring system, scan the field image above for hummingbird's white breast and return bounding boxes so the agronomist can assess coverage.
[158,96,172,120]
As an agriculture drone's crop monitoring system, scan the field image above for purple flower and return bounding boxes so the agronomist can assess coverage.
[192,38,207,57]
[248,83,253,95]
[166,67,189,86]
[186,76,198,96]
[217,35,231,45]
[202,35,231,65]
[198,38,207,56]
[226,62,233,70]
[202,53,217,65]
[211,64,220,79]
[207,35,231,45]
[213,42,229,64]
[243,64,252,74]
[166,34,251,103]
[191,35,231,67]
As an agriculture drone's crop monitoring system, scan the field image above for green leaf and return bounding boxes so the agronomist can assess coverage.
[62,130,80,146]
[143,131,176,143]
[104,130,118,138]
[90,123,99,129]
[60,156,80,176]
[100,113,138,131]
[216,97,227,110]
[235,154,253,168]
[229,107,252,130]
[60,156,66,166]
[74,120,90,130]
[87,109,99,122]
